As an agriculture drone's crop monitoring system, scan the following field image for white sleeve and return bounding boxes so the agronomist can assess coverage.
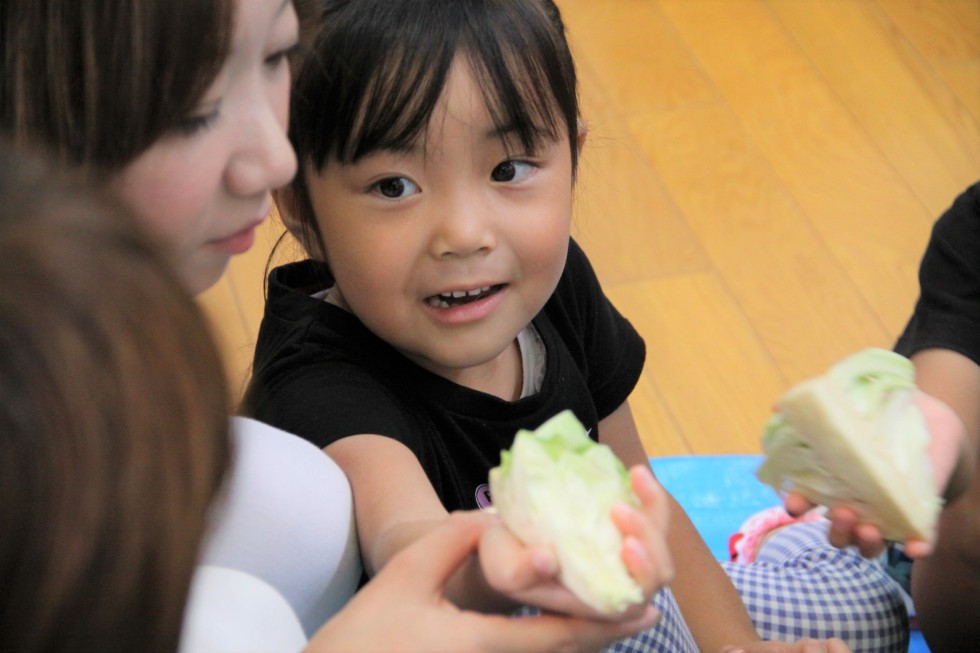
[196,417,362,638]
[179,565,307,653]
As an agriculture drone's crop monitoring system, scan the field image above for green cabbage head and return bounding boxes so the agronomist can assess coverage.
[488,410,643,614]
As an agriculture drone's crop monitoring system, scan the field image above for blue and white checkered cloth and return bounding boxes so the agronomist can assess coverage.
[604,520,909,652]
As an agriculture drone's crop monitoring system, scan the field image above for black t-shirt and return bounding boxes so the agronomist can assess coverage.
[244,238,646,512]
[895,181,980,367]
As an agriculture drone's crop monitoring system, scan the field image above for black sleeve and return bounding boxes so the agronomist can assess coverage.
[553,238,646,419]
[895,181,980,367]
[249,360,423,453]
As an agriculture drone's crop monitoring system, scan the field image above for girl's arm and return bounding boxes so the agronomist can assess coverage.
[599,401,761,651]
[324,434,522,612]
[326,431,672,618]
[306,511,663,653]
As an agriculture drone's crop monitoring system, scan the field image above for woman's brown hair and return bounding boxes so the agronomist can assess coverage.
[0,144,231,652]
[0,0,234,173]
[1,0,322,176]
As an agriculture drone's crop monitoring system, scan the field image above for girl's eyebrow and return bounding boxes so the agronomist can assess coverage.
[351,141,420,163]
[487,116,558,140]
[486,124,534,155]
[486,123,556,153]
[485,123,522,141]
[372,141,422,158]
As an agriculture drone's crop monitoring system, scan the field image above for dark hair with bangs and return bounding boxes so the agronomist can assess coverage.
[285,0,579,259]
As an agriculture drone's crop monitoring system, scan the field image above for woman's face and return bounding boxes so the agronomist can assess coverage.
[112,0,299,295]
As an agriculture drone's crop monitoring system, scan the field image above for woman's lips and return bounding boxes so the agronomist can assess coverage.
[209,221,260,255]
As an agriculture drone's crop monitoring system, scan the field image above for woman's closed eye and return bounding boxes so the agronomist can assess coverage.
[265,42,302,72]
[491,160,536,183]
[175,104,221,137]
[371,176,420,200]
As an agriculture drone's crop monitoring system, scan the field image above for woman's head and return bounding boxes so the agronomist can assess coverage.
[1,0,315,294]
[0,144,231,653]
[284,0,580,258]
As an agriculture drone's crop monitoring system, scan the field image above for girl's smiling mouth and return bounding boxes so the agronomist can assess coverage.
[425,284,504,309]
[422,283,508,325]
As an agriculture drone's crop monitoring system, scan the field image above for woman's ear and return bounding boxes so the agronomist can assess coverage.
[274,185,324,260]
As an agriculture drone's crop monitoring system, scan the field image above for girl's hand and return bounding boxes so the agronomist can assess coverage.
[478,464,673,620]
[307,511,661,653]
[720,637,852,652]
[784,390,968,558]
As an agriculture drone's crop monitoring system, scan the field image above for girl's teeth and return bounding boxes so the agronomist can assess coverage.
[440,285,490,300]
[427,285,494,308]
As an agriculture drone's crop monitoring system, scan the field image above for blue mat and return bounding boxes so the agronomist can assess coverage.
[648,454,930,653]
[649,454,776,561]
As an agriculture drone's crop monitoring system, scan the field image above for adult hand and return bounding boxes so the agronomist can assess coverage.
[306,511,661,653]
[478,464,673,620]
[784,390,968,558]
[720,637,852,652]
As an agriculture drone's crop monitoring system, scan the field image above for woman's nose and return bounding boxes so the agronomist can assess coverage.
[225,101,297,198]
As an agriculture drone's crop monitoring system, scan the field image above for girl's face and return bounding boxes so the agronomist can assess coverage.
[301,56,574,391]
[113,0,299,295]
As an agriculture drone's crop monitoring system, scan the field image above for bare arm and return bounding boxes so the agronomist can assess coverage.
[305,511,662,653]
[325,435,519,613]
[907,348,980,647]
[327,428,674,620]
[910,348,980,500]
[598,402,760,651]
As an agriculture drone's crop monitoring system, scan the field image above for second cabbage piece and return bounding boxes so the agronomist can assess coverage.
[756,347,941,542]
[488,410,644,614]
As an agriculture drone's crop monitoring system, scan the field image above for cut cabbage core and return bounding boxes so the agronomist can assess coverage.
[756,348,941,542]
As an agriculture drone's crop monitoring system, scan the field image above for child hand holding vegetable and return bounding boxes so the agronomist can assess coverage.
[480,461,674,621]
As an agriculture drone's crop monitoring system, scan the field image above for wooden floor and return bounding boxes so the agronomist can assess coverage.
[199,0,980,458]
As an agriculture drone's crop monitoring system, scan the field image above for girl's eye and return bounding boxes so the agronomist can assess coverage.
[175,106,220,136]
[372,176,419,199]
[491,160,535,183]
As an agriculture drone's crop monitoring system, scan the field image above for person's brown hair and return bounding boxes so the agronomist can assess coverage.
[0,144,231,653]
[0,0,323,176]
[0,0,233,173]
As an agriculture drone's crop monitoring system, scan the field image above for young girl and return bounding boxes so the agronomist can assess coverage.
[245,0,906,650]
[2,1,666,650]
